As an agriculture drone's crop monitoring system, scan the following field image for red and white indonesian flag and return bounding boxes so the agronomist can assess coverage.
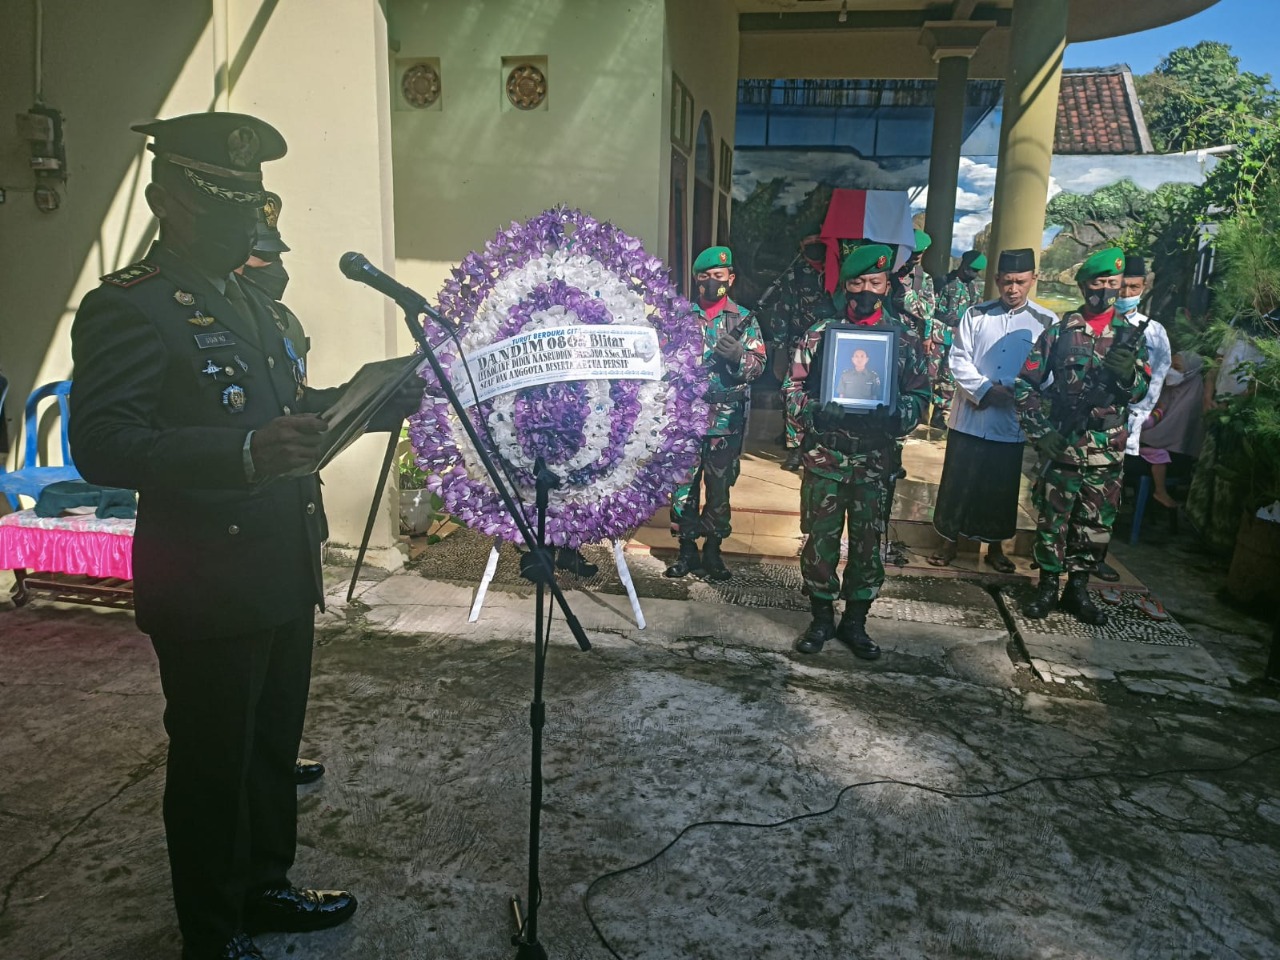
[819,189,917,293]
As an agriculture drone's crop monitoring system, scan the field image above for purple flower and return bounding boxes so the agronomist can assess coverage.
[409,206,710,547]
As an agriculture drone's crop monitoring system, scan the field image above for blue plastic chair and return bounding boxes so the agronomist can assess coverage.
[0,380,82,510]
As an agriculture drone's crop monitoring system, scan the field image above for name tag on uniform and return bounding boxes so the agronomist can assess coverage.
[195,331,237,350]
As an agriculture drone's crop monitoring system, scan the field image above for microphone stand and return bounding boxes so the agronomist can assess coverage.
[348,296,590,654]
[348,277,590,959]
[509,456,558,960]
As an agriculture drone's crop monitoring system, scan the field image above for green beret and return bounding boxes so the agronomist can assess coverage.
[693,246,733,272]
[839,243,893,283]
[913,229,932,253]
[132,112,286,206]
[1075,246,1125,283]
[963,251,987,272]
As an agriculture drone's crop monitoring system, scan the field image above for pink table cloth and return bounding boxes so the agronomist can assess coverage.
[0,509,134,580]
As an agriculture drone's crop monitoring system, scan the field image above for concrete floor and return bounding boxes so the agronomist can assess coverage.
[2,534,1279,960]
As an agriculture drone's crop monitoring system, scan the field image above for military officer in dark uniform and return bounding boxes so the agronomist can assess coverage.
[69,114,379,960]
[837,348,883,401]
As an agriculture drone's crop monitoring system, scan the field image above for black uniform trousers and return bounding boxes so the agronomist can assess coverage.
[151,614,314,952]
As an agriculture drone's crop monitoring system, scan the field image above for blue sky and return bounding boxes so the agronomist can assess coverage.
[1064,0,1278,78]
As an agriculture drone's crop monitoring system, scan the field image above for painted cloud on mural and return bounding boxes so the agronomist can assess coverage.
[732,145,1215,257]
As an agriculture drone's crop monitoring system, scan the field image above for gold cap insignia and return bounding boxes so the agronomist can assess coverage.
[718,251,727,262]
[876,255,887,268]
[262,194,281,229]
[1114,256,1123,270]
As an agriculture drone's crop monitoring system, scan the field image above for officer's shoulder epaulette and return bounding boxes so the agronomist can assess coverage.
[101,261,160,288]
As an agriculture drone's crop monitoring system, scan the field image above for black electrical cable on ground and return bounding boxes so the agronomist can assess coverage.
[581,742,1280,959]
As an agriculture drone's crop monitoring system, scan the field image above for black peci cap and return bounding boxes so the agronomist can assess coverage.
[997,248,1036,273]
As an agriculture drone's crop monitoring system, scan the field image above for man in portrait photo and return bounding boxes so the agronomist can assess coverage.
[837,345,883,402]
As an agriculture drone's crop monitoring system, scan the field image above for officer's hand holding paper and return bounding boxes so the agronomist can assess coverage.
[277,353,424,478]
[252,415,329,478]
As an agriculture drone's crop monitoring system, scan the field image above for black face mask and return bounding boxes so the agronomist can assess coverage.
[166,191,257,277]
[847,289,884,318]
[245,259,289,301]
[187,223,255,277]
[958,266,978,283]
[696,278,730,303]
[1085,287,1120,312]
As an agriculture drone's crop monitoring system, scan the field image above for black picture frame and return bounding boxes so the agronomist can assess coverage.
[819,324,899,413]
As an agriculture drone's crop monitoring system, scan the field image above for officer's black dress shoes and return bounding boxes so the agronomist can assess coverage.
[182,933,264,960]
[294,758,326,785]
[245,887,358,934]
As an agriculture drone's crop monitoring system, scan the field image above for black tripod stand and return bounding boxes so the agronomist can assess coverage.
[338,253,585,958]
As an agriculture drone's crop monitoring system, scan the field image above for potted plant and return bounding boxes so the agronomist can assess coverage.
[397,427,448,540]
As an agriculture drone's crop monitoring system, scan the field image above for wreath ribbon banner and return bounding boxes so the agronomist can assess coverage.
[409,206,712,551]
[450,323,662,407]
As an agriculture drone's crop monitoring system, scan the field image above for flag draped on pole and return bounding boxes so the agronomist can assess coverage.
[819,189,917,293]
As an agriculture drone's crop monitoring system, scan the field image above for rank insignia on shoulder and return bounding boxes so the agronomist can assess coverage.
[222,384,247,413]
[174,290,196,306]
[101,262,160,288]
[188,311,215,326]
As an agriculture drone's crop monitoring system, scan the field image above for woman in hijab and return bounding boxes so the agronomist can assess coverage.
[1138,351,1206,507]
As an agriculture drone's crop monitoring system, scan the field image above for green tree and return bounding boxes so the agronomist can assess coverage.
[1136,41,1275,153]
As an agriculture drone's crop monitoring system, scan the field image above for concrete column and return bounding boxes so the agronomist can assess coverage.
[919,21,993,278]
[984,0,1068,295]
[233,0,404,570]
[923,55,971,278]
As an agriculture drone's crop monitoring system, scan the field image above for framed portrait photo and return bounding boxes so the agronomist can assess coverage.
[819,324,899,413]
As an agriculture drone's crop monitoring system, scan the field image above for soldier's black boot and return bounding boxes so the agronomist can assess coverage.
[837,600,882,660]
[1060,571,1108,626]
[701,536,732,581]
[556,547,599,578]
[782,449,803,472]
[1022,571,1060,619]
[664,539,700,578]
[796,598,836,654]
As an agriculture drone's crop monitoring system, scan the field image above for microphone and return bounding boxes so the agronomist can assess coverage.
[339,252,431,316]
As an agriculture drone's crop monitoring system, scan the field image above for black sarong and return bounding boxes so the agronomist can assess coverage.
[932,429,1024,542]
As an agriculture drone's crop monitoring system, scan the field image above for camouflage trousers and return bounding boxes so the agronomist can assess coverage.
[670,433,744,540]
[928,344,955,416]
[799,457,891,601]
[1032,461,1123,574]
[783,391,805,451]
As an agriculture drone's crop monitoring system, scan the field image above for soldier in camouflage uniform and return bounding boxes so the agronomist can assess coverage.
[768,238,830,472]
[785,244,931,658]
[1014,247,1151,625]
[928,250,986,423]
[892,228,937,342]
[667,245,767,582]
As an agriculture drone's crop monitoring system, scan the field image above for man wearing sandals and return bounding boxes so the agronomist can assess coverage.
[929,248,1054,573]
